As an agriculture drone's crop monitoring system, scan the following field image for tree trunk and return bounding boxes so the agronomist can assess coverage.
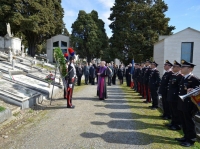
[25,31,37,57]
[28,41,37,57]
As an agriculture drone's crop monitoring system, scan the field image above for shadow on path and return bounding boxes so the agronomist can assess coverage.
[95,112,159,120]
[91,119,164,130]
[80,131,177,145]
[94,104,152,110]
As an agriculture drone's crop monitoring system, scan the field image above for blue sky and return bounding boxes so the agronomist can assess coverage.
[62,0,200,37]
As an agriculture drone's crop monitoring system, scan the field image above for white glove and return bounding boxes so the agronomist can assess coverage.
[69,84,73,88]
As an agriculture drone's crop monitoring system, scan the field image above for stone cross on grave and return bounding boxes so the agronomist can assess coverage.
[8,47,13,62]
[0,71,3,79]
[21,45,25,57]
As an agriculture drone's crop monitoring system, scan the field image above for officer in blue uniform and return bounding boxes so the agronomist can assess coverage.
[149,61,161,110]
[175,60,200,147]
[167,60,183,130]
[143,60,152,103]
[159,60,173,119]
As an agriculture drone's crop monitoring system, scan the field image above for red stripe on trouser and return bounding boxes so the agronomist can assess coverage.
[67,88,72,107]
[65,88,68,99]
[130,82,133,88]
[147,87,151,102]
[144,86,146,98]
[141,84,143,96]
[140,84,143,95]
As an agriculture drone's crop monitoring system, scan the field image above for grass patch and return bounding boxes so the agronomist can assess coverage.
[74,80,87,92]
[0,106,6,112]
[120,83,200,149]
[36,64,54,71]
[28,109,34,113]
[13,112,20,117]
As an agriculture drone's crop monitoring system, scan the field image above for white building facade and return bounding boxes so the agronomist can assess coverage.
[46,35,70,63]
[0,34,22,55]
[154,27,200,77]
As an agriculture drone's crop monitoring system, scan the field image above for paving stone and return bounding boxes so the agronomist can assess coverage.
[0,83,151,149]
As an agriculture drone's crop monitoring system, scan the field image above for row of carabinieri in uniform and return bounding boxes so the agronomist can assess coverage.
[132,59,200,147]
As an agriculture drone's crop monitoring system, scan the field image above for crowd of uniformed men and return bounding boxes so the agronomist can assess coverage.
[130,59,200,147]
[65,55,200,147]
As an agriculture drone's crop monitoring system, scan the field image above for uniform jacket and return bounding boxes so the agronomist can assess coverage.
[117,68,124,78]
[89,65,96,78]
[133,68,139,80]
[138,67,145,83]
[67,63,75,84]
[178,74,200,112]
[144,66,151,85]
[83,65,90,76]
[159,71,173,95]
[76,66,83,77]
[167,72,183,102]
[149,68,161,88]
[113,67,118,77]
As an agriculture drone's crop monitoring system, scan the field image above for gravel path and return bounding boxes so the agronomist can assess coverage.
[1,83,151,149]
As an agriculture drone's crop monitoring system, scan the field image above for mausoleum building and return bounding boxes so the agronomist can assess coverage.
[46,35,69,63]
[154,27,200,77]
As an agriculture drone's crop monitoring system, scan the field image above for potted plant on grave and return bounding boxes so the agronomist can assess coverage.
[45,73,55,88]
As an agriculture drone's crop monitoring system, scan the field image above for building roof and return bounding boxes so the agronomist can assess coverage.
[155,27,200,45]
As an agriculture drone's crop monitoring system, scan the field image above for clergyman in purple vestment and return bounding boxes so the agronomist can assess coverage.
[97,61,108,100]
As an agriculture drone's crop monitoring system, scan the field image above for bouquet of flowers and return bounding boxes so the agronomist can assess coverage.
[45,73,55,83]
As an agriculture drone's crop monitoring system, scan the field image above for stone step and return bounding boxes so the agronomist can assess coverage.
[0,78,42,109]
[0,99,20,114]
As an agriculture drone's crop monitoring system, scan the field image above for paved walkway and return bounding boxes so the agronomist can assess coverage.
[0,83,151,149]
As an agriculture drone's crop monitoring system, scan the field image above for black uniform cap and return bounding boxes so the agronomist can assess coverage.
[69,56,75,61]
[164,60,173,66]
[181,59,196,68]
[173,60,181,67]
[151,61,158,67]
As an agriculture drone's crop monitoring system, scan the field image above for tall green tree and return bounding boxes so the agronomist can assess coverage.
[0,0,64,56]
[62,27,70,36]
[109,0,175,63]
[71,10,108,62]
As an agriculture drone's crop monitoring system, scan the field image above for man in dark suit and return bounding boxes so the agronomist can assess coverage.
[112,64,118,85]
[89,62,96,85]
[159,60,173,119]
[149,61,161,110]
[66,56,76,108]
[83,63,90,85]
[175,60,200,147]
[76,63,83,86]
[167,60,183,130]
[107,63,113,86]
